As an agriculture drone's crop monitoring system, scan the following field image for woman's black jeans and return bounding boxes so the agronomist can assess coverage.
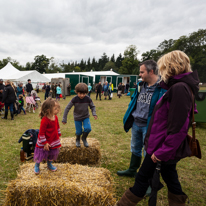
[130,153,184,197]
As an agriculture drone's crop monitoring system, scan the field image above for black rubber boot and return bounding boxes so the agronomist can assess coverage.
[117,153,142,177]
[2,111,8,119]
[76,134,81,147]
[81,132,89,147]
[11,112,14,120]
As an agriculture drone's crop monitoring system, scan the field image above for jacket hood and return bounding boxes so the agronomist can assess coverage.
[160,70,200,95]
[5,84,11,87]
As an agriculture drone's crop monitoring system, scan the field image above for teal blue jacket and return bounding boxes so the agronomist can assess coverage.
[123,81,167,132]
[56,86,62,94]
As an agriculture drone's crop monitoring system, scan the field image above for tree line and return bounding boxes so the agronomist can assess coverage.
[0,28,205,82]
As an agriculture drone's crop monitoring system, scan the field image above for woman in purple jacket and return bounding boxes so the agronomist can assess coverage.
[116,50,200,206]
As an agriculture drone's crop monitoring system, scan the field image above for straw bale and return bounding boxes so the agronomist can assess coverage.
[4,163,116,206]
[56,137,101,166]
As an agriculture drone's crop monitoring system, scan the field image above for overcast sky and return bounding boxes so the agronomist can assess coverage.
[0,0,205,66]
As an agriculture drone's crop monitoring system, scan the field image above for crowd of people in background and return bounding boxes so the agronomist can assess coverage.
[0,79,44,120]
[42,82,67,101]
[94,81,130,100]
[0,77,133,121]
[0,79,33,120]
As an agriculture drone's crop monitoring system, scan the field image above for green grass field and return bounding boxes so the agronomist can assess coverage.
[0,92,206,206]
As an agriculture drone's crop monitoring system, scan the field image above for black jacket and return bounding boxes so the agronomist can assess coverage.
[45,85,50,93]
[0,83,4,101]
[26,83,33,93]
[2,84,16,104]
[118,85,122,90]
[96,84,102,93]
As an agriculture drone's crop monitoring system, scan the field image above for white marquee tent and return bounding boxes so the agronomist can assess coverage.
[0,62,20,80]
[8,70,50,83]
[0,63,50,84]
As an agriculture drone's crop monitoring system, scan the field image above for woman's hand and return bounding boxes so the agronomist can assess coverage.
[44,143,51,151]
[151,153,161,163]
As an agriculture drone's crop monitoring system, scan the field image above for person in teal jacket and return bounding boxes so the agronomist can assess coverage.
[56,84,62,101]
[88,83,92,97]
[117,60,167,179]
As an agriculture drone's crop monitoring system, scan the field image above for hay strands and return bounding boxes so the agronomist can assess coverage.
[4,163,116,206]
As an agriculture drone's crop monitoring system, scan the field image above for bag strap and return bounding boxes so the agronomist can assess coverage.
[190,89,196,141]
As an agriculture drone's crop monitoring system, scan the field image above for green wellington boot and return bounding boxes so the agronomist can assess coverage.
[117,153,142,177]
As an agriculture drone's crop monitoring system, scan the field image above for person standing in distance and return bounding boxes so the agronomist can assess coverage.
[26,79,33,95]
[95,82,102,100]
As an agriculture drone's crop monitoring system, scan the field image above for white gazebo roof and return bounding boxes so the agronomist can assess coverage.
[0,62,20,80]
[8,70,50,83]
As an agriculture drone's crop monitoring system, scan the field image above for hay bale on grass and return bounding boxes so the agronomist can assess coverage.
[56,137,101,166]
[4,163,116,206]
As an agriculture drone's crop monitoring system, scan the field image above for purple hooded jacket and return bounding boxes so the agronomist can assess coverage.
[144,70,199,162]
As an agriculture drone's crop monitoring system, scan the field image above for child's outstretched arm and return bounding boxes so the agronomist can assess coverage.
[62,100,74,124]
[89,100,97,119]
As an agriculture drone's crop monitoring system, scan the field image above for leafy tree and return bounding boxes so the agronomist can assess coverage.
[103,61,117,71]
[97,59,103,71]
[46,57,61,73]
[47,63,61,73]
[141,29,206,82]
[25,62,33,71]
[157,39,175,53]
[32,55,50,73]
[74,66,81,72]
[91,57,96,71]
[0,57,11,68]
[102,52,109,63]
[110,54,115,62]
[79,59,86,71]
[115,53,124,70]
[119,45,139,74]
[0,57,24,70]
[99,53,109,70]
[141,49,161,62]
[60,62,71,72]
[87,58,91,71]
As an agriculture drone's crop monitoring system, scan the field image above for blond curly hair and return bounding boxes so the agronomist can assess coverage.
[157,50,192,83]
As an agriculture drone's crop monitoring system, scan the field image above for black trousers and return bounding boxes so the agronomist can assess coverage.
[96,92,101,100]
[44,92,49,100]
[130,153,184,197]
